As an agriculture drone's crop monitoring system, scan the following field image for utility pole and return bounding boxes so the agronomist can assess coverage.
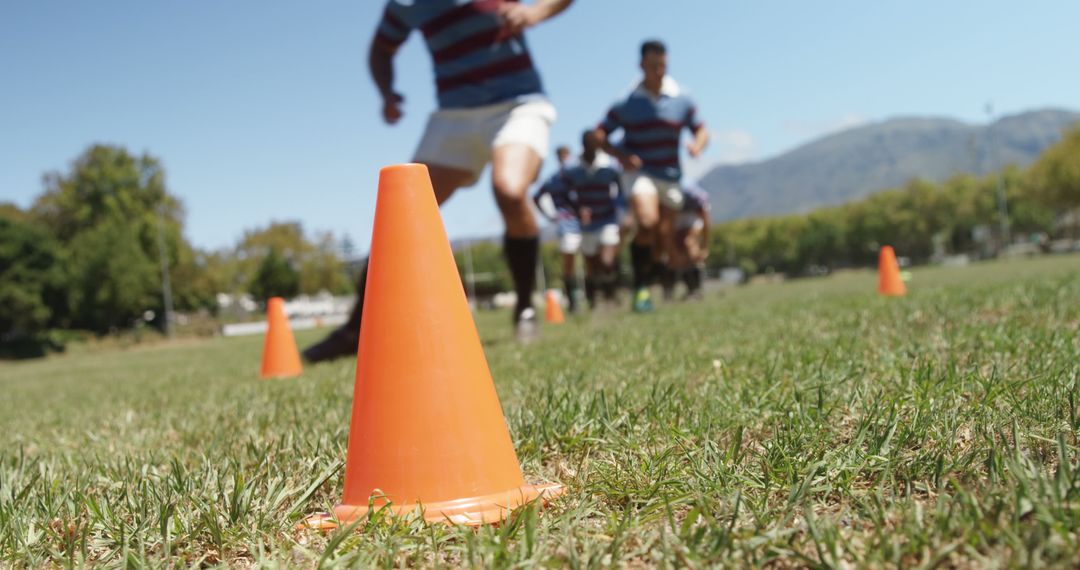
[985,102,1012,248]
[155,204,175,338]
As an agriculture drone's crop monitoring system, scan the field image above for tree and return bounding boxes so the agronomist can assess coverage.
[299,231,353,295]
[28,145,191,332]
[0,216,68,337]
[249,248,300,302]
[1028,126,1080,211]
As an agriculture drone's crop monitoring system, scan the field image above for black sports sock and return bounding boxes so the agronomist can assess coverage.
[564,275,579,312]
[342,258,369,337]
[584,276,597,308]
[504,235,539,319]
[661,266,677,295]
[630,243,652,290]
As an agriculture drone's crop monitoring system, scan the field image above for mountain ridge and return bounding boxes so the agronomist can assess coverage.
[699,108,1080,220]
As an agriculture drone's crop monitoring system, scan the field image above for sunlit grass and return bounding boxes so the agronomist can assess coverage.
[2,254,1078,567]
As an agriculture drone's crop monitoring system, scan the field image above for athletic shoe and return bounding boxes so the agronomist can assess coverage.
[514,307,539,344]
[632,288,654,313]
[302,327,358,363]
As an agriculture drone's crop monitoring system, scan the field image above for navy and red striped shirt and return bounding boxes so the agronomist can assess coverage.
[598,77,704,182]
[375,0,545,109]
[559,158,623,223]
[533,169,576,221]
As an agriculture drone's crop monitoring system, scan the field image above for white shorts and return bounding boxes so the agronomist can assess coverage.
[626,172,684,210]
[675,212,705,232]
[413,98,557,186]
[559,223,620,256]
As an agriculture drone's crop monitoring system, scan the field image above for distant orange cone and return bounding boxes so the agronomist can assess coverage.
[544,289,565,324]
[260,297,302,379]
[305,164,563,528]
[878,245,907,296]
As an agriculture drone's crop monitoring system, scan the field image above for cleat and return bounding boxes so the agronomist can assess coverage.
[632,288,654,313]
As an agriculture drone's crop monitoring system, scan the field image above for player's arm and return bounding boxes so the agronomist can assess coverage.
[594,125,642,171]
[687,125,710,158]
[369,7,412,125]
[500,0,574,33]
[533,179,559,221]
[684,104,709,158]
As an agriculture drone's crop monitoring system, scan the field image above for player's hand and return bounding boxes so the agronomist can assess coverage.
[382,92,404,125]
[696,249,709,263]
[620,154,643,171]
[498,3,543,34]
[686,141,704,158]
[580,207,592,225]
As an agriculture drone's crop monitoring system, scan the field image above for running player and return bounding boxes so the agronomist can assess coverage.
[304,0,574,362]
[594,39,709,313]
[671,183,710,300]
[560,130,624,308]
[533,158,583,313]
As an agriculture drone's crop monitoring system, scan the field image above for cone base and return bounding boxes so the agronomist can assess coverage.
[301,482,564,529]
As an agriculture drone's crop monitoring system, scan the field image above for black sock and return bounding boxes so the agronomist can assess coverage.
[584,276,597,308]
[504,235,538,318]
[661,267,677,292]
[342,258,369,338]
[564,275,578,311]
[630,243,652,290]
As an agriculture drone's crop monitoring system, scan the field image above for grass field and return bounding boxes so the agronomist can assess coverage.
[2,255,1079,568]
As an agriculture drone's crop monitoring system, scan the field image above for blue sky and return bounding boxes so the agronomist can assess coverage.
[2,1,1078,252]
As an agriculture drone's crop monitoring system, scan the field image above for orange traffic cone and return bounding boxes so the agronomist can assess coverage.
[878,245,907,296]
[544,289,565,324]
[306,164,563,528]
[260,297,302,379]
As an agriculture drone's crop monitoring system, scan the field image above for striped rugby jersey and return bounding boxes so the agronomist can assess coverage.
[533,169,577,221]
[598,76,704,182]
[559,157,623,223]
[375,0,545,109]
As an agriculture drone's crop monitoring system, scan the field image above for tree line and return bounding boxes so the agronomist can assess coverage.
[3,127,1078,354]
[703,125,1080,277]
[1,145,353,354]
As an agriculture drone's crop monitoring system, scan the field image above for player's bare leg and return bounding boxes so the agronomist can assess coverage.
[492,143,543,341]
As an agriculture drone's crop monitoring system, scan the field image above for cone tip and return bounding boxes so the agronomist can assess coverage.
[380,163,430,177]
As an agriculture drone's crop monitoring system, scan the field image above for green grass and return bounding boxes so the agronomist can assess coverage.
[2,254,1079,567]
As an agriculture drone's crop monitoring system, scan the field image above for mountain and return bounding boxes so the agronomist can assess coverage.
[698,108,1080,221]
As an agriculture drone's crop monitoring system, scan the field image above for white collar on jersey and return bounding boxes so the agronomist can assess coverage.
[633,75,681,100]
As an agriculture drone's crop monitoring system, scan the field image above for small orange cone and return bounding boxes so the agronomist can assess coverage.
[305,164,563,528]
[544,289,565,324]
[877,245,907,296]
[260,297,303,379]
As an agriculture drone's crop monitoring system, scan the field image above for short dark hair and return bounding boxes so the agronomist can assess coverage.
[640,40,666,59]
[556,145,571,155]
[581,129,594,148]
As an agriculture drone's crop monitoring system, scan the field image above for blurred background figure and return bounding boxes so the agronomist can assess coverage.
[304,0,575,362]
[595,39,710,313]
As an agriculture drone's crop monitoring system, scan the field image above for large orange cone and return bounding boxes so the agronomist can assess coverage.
[877,245,907,296]
[260,297,302,379]
[307,164,563,528]
[544,289,565,324]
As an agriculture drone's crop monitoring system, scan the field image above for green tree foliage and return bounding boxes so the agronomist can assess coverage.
[66,218,160,331]
[1028,126,1080,211]
[249,247,300,302]
[220,222,352,296]
[26,145,199,331]
[0,215,67,337]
